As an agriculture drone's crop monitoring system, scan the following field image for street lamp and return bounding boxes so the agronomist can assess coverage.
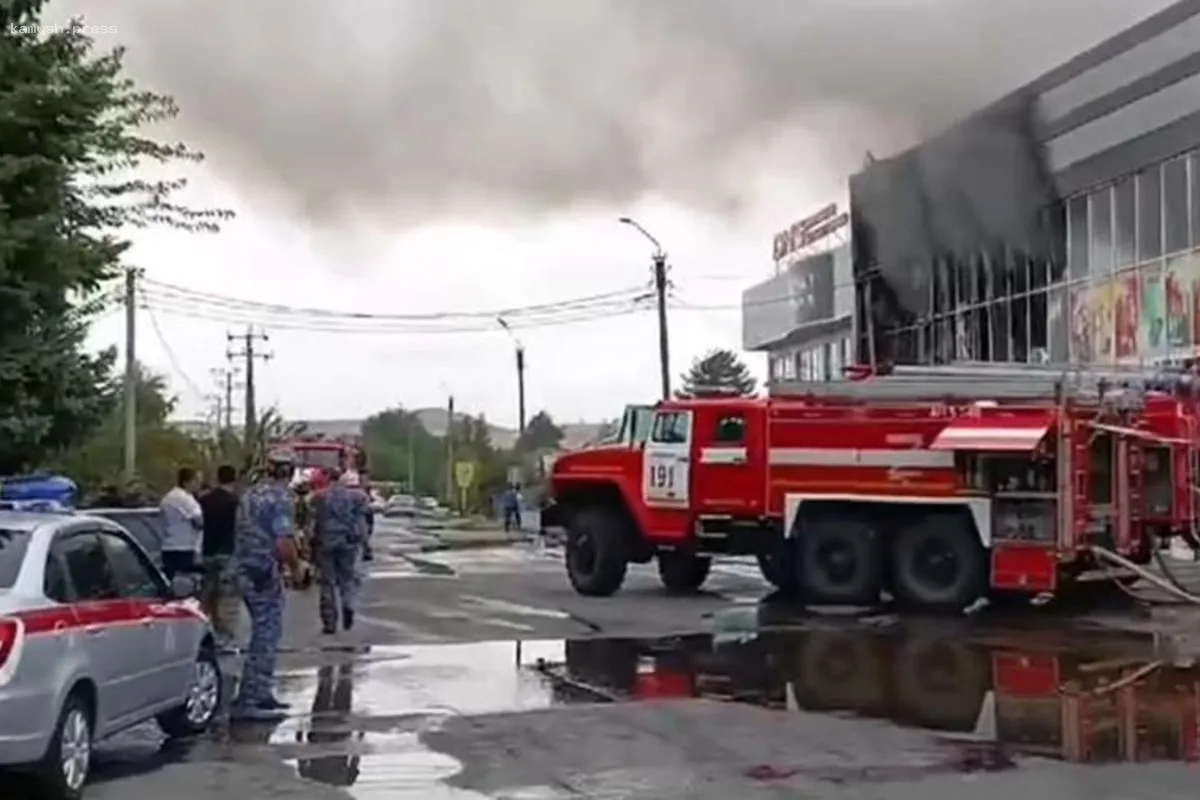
[497,316,527,436]
[619,216,671,399]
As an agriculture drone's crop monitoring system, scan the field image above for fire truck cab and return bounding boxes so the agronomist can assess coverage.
[545,363,1198,609]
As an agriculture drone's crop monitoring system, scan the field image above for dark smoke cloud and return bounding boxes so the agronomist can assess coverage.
[55,0,1174,224]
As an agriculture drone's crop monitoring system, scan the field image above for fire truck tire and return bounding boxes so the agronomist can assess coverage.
[565,506,629,596]
[795,515,882,605]
[890,511,986,610]
[756,546,799,595]
[657,551,711,593]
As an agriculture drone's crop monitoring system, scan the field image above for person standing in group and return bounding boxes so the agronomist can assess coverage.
[159,467,204,578]
[198,464,241,649]
[231,448,300,721]
[312,470,369,634]
[502,484,522,533]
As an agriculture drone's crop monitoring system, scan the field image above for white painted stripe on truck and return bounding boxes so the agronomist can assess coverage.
[768,447,954,469]
[699,447,747,464]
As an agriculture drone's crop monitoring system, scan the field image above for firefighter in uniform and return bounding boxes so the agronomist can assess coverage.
[312,470,370,634]
[231,447,300,720]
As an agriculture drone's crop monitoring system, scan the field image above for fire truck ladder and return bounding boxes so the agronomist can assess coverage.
[769,362,1195,405]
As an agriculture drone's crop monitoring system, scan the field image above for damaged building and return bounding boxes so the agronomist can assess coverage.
[745,0,1200,375]
[853,0,1200,368]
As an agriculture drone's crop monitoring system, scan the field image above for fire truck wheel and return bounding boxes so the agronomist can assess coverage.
[795,515,882,605]
[890,511,986,610]
[756,546,798,595]
[565,506,629,596]
[657,551,711,593]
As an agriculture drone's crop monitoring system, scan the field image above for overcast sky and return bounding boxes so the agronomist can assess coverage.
[53,0,1174,428]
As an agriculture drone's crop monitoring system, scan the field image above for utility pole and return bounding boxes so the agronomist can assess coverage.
[497,317,527,436]
[619,217,671,399]
[226,327,270,444]
[516,347,526,434]
[406,422,417,494]
[444,394,455,507]
[210,366,240,433]
[122,267,138,480]
[652,253,671,400]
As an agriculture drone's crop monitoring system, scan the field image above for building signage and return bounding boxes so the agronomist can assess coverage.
[772,203,848,261]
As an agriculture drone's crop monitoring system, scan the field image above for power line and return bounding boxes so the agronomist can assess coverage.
[138,291,654,334]
[140,291,208,400]
[139,276,650,322]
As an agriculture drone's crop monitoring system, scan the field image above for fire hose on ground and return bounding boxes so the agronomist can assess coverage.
[1089,543,1200,606]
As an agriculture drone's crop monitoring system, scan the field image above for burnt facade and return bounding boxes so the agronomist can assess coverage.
[853,0,1200,367]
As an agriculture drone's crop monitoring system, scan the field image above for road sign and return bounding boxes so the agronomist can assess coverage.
[454,461,476,489]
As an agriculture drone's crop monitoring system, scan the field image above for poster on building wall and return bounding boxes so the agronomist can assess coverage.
[1139,267,1166,358]
[1069,284,1092,363]
[1113,271,1138,360]
[1165,254,1194,351]
[1091,281,1115,363]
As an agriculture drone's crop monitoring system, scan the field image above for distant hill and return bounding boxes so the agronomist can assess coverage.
[177,410,610,450]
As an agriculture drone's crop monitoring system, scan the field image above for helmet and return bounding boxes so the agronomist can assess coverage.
[266,447,297,466]
[340,470,361,487]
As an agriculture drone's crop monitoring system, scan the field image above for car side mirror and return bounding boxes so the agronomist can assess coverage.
[168,573,201,599]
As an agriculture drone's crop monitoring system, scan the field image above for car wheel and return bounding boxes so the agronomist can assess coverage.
[33,690,93,800]
[157,647,223,738]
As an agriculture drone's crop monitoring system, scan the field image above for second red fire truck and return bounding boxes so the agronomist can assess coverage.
[543,362,1198,610]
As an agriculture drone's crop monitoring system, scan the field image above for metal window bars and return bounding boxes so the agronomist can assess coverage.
[768,361,1200,405]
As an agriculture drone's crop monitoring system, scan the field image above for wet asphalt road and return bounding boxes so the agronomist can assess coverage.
[78,519,1200,798]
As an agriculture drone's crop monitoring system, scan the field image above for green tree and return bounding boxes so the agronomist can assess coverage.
[55,366,204,492]
[515,410,563,453]
[677,348,758,398]
[0,5,230,473]
[361,407,445,495]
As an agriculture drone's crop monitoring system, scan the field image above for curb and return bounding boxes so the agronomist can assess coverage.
[417,534,535,553]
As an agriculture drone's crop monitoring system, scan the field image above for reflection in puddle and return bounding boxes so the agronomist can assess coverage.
[271,627,1200,797]
[274,640,569,795]
[551,627,1200,765]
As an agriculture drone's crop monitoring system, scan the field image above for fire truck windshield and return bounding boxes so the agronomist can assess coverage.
[296,447,343,470]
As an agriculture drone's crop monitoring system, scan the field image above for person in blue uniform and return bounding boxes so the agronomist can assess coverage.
[231,447,300,721]
[312,470,369,634]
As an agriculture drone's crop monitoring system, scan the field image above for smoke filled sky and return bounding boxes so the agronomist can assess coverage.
[55,0,1174,425]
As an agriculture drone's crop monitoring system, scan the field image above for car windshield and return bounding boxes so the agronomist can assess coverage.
[0,528,31,589]
[297,448,343,470]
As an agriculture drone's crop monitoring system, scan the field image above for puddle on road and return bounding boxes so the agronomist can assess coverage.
[266,640,590,797]
[88,621,1200,796]
[546,625,1200,766]
[260,624,1200,795]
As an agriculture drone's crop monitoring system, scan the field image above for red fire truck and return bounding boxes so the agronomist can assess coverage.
[543,363,1196,609]
[285,439,363,489]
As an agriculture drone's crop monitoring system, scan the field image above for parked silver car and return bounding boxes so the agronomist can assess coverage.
[0,510,222,799]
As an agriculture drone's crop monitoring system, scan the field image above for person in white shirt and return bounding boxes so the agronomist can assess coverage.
[159,467,205,578]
